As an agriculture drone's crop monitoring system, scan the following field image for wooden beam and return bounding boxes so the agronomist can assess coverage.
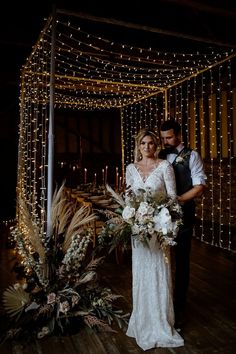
[162,0,236,18]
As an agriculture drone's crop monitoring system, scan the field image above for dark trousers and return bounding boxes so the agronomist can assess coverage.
[174,202,195,313]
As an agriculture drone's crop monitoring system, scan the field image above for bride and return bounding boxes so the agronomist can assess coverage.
[125,128,184,350]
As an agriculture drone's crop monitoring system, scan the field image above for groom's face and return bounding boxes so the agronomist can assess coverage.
[160,129,180,151]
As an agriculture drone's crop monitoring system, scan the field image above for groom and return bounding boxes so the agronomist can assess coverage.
[159,119,207,329]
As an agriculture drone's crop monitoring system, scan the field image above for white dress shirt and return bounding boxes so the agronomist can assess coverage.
[165,144,207,186]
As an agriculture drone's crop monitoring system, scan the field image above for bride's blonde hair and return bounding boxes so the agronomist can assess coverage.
[134,128,160,162]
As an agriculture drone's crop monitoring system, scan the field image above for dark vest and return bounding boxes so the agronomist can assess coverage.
[172,147,192,196]
[159,147,192,195]
[159,147,195,223]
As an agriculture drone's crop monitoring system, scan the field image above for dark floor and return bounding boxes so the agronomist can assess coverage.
[0,222,236,353]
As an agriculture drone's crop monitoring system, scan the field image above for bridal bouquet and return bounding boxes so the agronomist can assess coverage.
[96,185,182,254]
[122,187,182,248]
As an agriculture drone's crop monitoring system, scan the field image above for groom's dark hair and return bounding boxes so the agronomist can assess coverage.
[160,119,181,135]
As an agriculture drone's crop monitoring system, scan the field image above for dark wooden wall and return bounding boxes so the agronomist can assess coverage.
[54,108,122,187]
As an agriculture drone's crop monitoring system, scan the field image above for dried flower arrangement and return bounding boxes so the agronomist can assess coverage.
[1,184,128,344]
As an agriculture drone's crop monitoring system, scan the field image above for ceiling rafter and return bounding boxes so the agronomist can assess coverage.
[161,0,236,17]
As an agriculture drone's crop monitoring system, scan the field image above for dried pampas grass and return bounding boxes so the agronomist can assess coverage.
[49,183,97,252]
[18,197,45,262]
[51,182,74,236]
[63,205,97,252]
[106,184,125,208]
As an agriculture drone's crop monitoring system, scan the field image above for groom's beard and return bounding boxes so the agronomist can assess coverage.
[164,145,176,152]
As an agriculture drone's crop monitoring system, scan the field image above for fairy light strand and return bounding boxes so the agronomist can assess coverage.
[218,65,223,247]
[227,61,233,250]
[209,69,215,245]
[200,73,206,242]
[17,12,236,254]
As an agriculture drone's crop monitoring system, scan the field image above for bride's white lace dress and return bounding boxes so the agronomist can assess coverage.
[125,160,184,350]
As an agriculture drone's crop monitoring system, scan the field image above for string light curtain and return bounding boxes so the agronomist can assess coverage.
[17,9,236,251]
[122,62,236,251]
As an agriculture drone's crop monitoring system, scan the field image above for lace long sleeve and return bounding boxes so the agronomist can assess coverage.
[125,164,134,188]
[163,162,177,199]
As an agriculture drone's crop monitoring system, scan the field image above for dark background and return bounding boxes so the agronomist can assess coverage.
[0,0,236,220]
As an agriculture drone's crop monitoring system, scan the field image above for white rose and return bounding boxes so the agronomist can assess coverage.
[122,206,135,222]
[131,224,140,235]
[154,207,172,235]
[137,202,154,216]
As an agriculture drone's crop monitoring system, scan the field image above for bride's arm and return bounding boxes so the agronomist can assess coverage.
[163,162,177,199]
[125,164,134,188]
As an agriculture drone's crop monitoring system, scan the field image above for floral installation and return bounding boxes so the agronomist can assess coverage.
[174,149,191,165]
[1,184,128,344]
[94,185,130,255]
[96,185,182,259]
[77,182,106,194]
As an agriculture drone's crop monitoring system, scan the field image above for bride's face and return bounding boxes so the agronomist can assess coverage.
[139,135,156,158]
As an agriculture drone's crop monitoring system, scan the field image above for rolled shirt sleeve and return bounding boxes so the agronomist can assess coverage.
[189,150,207,186]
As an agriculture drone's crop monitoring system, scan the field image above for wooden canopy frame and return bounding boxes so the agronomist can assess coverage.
[18,7,236,249]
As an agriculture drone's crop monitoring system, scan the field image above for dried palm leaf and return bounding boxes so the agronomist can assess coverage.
[3,285,30,317]
[77,271,97,285]
[85,256,105,271]
[106,184,125,207]
[18,198,45,262]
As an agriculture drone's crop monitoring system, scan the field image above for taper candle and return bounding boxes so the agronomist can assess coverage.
[84,168,87,184]
[116,172,119,190]
[105,165,108,185]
